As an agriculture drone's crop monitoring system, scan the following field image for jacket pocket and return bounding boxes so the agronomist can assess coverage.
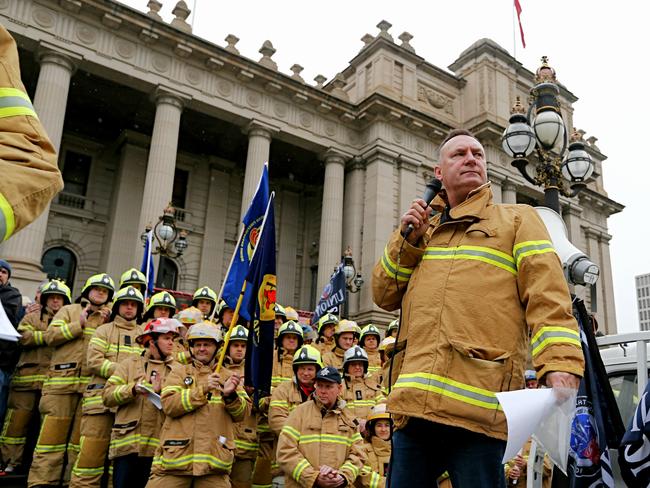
[112,419,139,436]
[46,361,80,392]
[82,382,107,414]
[436,340,512,426]
[159,438,192,471]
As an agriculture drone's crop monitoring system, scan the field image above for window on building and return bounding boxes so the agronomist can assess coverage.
[172,169,189,209]
[62,150,92,196]
[41,247,77,293]
[156,256,178,290]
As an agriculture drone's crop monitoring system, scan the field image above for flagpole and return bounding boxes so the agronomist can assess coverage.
[145,230,152,300]
[512,0,517,60]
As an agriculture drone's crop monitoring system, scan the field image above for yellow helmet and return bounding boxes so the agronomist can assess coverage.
[359,324,382,346]
[227,324,249,342]
[274,303,287,321]
[119,268,147,290]
[39,280,72,307]
[187,322,223,343]
[292,345,323,372]
[176,306,204,326]
[284,306,299,321]
[217,299,234,322]
[379,336,396,352]
[343,345,369,374]
[335,319,361,337]
[276,320,304,348]
[110,286,145,320]
[143,291,177,320]
[367,403,391,422]
[387,319,399,334]
[81,273,115,303]
[316,313,339,335]
[192,286,217,314]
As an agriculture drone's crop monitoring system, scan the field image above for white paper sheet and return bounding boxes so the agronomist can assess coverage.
[135,383,162,410]
[0,302,20,342]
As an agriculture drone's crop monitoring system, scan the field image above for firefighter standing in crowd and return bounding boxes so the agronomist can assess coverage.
[175,307,203,364]
[70,286,145,487]
[377,337,396,390]
[385,320,399,339]
[0,24,62,244]
[272,321,303,389]
[192,287,218,321]
[142,291,177,324]
[102,318,179,488]
[283,307,299,324]
[223,325,259,488]
[0,280,70,475]
[276,366,365,488]
[118,269,147,295]
[356,404,392,488]
[28,274,114,488]
[216,300,235,335]
[358,325,382,378]
[147,322,250,488]
[322,320,360,371]
[314,313,338,354]
[341,346,384,430]
[274,304,287,337]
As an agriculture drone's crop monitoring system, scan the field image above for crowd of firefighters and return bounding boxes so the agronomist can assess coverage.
[0,268,412,488]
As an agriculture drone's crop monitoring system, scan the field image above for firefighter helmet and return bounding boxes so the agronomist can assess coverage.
[284,306,299,321]
[274,303,287,321]
[217,299,233,322]
[359,324,382,347]
[292,345,323,372]
[39,280,72,307]
[110,286,145,320]
[276,320,304,348]
[176,306,204,326]
[342,345,369,374]
[118,268,147,290]
[366,403,392,435]
[227,324,249,342]
[137,317,181,345]
[187,322,223,344]
[316,313,339,335]
[335,319,361,338]
[192,286,217,314]
[387,319,399,334]
[143,291,177,320]
[81,273,115,303]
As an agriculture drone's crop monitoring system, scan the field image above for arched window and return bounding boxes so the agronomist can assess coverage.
[156,256,178,290]
[42,247,77,292]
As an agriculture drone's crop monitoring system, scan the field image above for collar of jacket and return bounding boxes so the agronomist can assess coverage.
[332,346,345,357]
[143,348,175,365]
[113,315,138,329]
[312,394,346,415]
[370,436,391,454]
[431,182,493,221]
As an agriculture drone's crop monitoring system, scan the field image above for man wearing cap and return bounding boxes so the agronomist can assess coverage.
[0,259,22,426]
[276,366,365,488]
[373,128,584,487]
[102,318,179,488]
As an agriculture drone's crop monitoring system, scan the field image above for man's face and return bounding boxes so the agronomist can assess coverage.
[222,309,233,326]
[337,332,355,351]
[434,135,487,205]
[323,324,335,339]
[274,317,284,331]
[374,419,391,441]
[229,341,247,361]
[315,379,342,409]
[191,339,218,364]
[118,300,139,321]
[88,286,109,305]
[363,336,378,350]
[282,334,299,352]
[526,379,538,389]
[196,299,212,315]
[153,307,171,319]
[0,267,9,285]
[346,361,365,379]
[151,332,176,358]
[46,295,64,312]
[296,364,317,385]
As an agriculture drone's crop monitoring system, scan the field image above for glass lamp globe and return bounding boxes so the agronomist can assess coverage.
[533,110,565,151]
[158,224,174,241]
[502,114,536,158]
[561,142,593,183]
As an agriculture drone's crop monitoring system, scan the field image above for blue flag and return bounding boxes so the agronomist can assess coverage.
[140,230,155,298]
[566,298,624,488]
[244,194,276,401]
[222,165,270,320]
[313,263,346,323]
[619,381,650,487]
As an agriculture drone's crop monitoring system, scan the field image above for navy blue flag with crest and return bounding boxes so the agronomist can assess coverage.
[618,381,650,487]
[565,298,624,488]
[244,194,276,402]
[139,230,155,299]
[222,164,269,320]
[313,263,346,323]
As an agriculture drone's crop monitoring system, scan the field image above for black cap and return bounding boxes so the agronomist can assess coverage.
[315,366,342,384]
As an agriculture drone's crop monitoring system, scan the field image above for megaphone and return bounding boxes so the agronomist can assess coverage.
[535,207,599,286]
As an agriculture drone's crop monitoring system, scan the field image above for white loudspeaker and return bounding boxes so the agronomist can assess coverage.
[535,207,600,286]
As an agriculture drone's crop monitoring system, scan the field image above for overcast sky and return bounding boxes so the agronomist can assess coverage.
[119,0,650,333]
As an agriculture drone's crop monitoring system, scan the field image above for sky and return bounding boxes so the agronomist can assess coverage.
[120,0,650,333]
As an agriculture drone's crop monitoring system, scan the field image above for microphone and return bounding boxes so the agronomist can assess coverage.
[404,177,442,238]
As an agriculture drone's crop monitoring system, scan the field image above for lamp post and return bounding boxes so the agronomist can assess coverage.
[341,247,364,318]
[141,204,189,258]
[501,57,594,213]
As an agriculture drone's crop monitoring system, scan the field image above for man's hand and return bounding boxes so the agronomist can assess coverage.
[99,307,111,323]
[545,371,580,390]
[400,198,432,245]
[25,302,41,315]
[316,466,344,487]
[207,373,221,391]
[508,465,521,480]
[514,454,526,470]
[222,373,241,396]
[79,305,90,328]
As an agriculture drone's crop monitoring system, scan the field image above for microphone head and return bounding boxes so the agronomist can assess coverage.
[422,178,443,205]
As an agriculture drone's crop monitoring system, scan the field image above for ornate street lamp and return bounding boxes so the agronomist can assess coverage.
[341,247,363,318]
[501,57,594,212]
[141,204,189,258]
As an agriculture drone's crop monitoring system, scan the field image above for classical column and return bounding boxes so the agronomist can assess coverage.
[562,203,584,249]
[136,90,184,256]
[277,189,300,306]
[317,150,346,293]
[488,172,503,204]
[342,158,365,315]
[0,50,76,297]
[599,233,617,334]
[240,121,275,218]
[397,155,419,217]
[501,180,518,204]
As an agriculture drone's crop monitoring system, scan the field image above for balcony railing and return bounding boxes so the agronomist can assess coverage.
[54,191,94,211]
[174,207,191,223]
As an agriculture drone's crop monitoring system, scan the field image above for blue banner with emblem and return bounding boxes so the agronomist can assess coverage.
[618,381,650,487]
[222,164,270,318]
[139,230,155,299]
[244,193,276,400]
[312,263,346,324]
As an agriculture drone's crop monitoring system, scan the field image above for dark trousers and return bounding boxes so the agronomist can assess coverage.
[388,418,507,488]
[113,454,152,488]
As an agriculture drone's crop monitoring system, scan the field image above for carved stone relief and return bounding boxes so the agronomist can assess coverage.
[417,84,455,115]
[185,66,201,86]
[151,53,171,73]
[299,111,313,128]
[216,79,232,97]
[114,38,136,59]
[273,101,288,119]
[246,90,262,108]
[32,6,56,29]
[75,23,98,45]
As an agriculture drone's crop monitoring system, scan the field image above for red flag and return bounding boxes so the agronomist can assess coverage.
[514,0,526,48]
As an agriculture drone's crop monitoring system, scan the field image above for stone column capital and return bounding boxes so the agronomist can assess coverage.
[243,119,279,140]
[37,47,80,74]
[361,145,399,165]
[346,156,366,172]
[319,148,348,166]
[153,87,188,110]
[501,179,518,192]
[396,154,420,173]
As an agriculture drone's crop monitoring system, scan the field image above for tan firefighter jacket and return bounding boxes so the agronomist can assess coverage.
[322,346,346,371]
[224,355,259,460]
[0,24,62,242]
[276,396,365,488]
[84,316,142,414]
[356,436,390,488]
[268,379,310,435]
[272,349,295,389]
[365,349,381,378]
[44,302,111,394]
[151,356,251,477]
[342,376,385,422]
[11,309,54,390]
[372,183,585,440]
[315,336,335,355]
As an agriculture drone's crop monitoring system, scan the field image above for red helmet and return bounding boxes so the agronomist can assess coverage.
[137,318,181,345]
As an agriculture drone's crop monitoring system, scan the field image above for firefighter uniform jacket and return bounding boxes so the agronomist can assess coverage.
[315,336,335,355]
[0,24,62,242]
[372,183,585,440]
[224,356,259,460]
[12,309,54,390]
[356,437,390,488]
[151,358,251,477]
[322,346,345,371]
[342,376,384,422]
[268,380,309,435]
[44,303,111,394]
[277,396,365,488]
[102,350,174,459]
[366,349,381,378]
[84,316,142,414]
[272,349,295,389]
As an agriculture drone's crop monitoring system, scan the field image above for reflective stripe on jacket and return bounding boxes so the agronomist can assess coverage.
[11,309,53,390]
[372,183,584,440]
[271,349,294,388]
[269,379,306,435]
[356,437,390,488]
[342,376,384,422]
[225,356,259,460]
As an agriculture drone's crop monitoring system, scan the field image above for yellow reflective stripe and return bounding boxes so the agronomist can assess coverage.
[299,434,356,446]
[152,453,232,470]
[513,240,555,268]
[531,326,581,357]
[424,245,517,275]
[381,246,414,282]
[83,328,96,336]
[234,439,259,451]
[100,359,113,378]
[61,323,74,340]
[208,396,224,405]
[34,442,67,453]
[107,375,126,385]
[105,344,142,354]
[90,337,108,351]
[181,388,193,412]
[0,87,32,100]
[394,372,502,411]
[82,395,104,408]
[110,433,159,449]
[11,374,46,384]
[33,330,45,345]
[340,461,360,479]
[0,435,27,445]
[269,400,289,408]
[347,399,377,407]
[292,458,310,482]
[0,191,15,241]
[257,423,270,433]
[43,375,91,387]
[50,319,66,327]
[162,385,183,395]
[370,471,381,488]
[281,425,300,442]
[72,465,105,476]
[113,384,131,404]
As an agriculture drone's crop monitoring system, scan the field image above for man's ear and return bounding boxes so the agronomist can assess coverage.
[434,165,443,180]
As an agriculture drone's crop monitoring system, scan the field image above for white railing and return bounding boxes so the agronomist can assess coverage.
[597,330,650,398]
[54,191,94,211]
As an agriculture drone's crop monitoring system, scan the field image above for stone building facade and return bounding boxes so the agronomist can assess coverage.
[0,0,623,332]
